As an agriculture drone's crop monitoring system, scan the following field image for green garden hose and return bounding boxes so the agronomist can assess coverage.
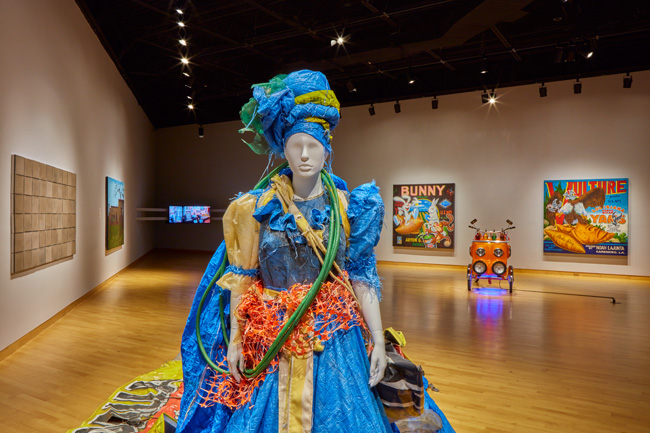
[195,163,342,378]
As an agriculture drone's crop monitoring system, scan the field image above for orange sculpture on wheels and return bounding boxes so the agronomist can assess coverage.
[467,219,516,292]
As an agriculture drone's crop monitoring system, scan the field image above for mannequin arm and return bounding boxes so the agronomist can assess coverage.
[353,280,386,387]
[227,293,245,382]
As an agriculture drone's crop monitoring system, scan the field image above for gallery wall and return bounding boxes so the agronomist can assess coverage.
[332,72,649,277]
[152,121,272,251]
[154,71,649,277]
[0,1,156,351]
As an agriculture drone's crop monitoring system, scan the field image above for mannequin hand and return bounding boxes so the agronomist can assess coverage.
[227,342,245,382]
[368,342,387,387]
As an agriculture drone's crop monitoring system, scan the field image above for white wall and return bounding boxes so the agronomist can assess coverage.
[332,72,650,276]
[155,72,650,276]
[152,122,272,250]
[0,1,156,351]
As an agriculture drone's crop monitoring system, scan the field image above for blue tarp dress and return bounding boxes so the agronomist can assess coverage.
[177,174,454,433]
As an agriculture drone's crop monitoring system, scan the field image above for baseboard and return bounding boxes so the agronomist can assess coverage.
[152,247,216,254]
[376,260,650,281]
[0,249,156,361]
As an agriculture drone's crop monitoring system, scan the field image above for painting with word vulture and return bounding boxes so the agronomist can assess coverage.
[392,183,455,249]
[543,178,628,256]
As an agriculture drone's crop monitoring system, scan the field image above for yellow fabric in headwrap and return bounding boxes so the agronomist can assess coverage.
[294,90,340,110]
[304,117,330,128]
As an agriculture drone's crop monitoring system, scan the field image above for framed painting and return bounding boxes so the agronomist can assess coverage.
[106,177,125,252]
[543,178,628,256]
[392,183,455,249]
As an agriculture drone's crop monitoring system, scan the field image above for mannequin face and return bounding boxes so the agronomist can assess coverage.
[284,133,328,181]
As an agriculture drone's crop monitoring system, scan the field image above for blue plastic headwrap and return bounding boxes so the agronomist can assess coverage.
[246,70,340,158]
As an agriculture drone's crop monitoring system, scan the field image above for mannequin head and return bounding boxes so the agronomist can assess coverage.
[284,132,328,198]
[239,70,340,158]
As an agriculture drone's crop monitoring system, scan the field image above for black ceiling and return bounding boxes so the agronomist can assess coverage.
[76,0,650,129]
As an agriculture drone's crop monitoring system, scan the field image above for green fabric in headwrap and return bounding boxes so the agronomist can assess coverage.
[239,74,288,155]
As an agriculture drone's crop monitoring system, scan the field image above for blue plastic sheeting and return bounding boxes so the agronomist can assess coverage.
[252,70,340,158]
[177,242,232,432]
[346,181,384,298]
[256,188,346,291]
[224,328,392,433]
[423,376,456,433]
[177,176,456,433]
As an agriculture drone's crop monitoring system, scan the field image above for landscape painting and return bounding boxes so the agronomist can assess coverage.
[106,177,125,252]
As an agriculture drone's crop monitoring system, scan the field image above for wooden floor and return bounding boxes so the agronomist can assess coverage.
[1,249,649,433]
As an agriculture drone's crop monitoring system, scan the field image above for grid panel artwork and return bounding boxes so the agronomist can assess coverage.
[12,155,76,274]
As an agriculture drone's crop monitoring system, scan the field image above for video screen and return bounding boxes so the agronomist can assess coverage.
[168,206,211,224]
[183,206,211,224]
[169,206,183,224]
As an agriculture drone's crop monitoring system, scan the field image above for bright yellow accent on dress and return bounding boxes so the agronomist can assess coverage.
[218,193,260,296]
[294,90,340,110]
[337,189,350,242]
[259,188,276,207]
[279,355,313,433]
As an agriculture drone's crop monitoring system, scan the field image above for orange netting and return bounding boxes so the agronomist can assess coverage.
[198,279,367,410]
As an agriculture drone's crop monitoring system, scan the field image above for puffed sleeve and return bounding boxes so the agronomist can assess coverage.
[345,181,384,298]
[216,193,260,296]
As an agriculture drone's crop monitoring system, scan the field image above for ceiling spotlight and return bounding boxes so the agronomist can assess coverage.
[577,42,594,59]
[431,96,439,109]
[331,33,349,47]
[480,57,488,74]
[346,80,357,92]
[488,92,497,104]
[198,125,204,138]
[573,78,582,94]
[481,92,489,104]
[179,39,187,46]
[565,46,575,62]
[407,68,415,84]
[187,103,194,110]
[539,83,547,97]
[623,73,632,88]
[181,57,189,65]
[587,39,597,58]
[177,21,185,27]
[368,104,376,116]
[176,8,184,14]
[394,101,401,114]
[182,72,190,77]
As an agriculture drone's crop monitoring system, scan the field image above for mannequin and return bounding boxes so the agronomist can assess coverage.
[177,69,394,433]
[226,132,387,387]
[284,132,327,199]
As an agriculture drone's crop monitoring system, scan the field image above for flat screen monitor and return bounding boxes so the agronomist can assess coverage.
[183,206,211,224]
[168,206,183,224]
[168,206,211,224]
